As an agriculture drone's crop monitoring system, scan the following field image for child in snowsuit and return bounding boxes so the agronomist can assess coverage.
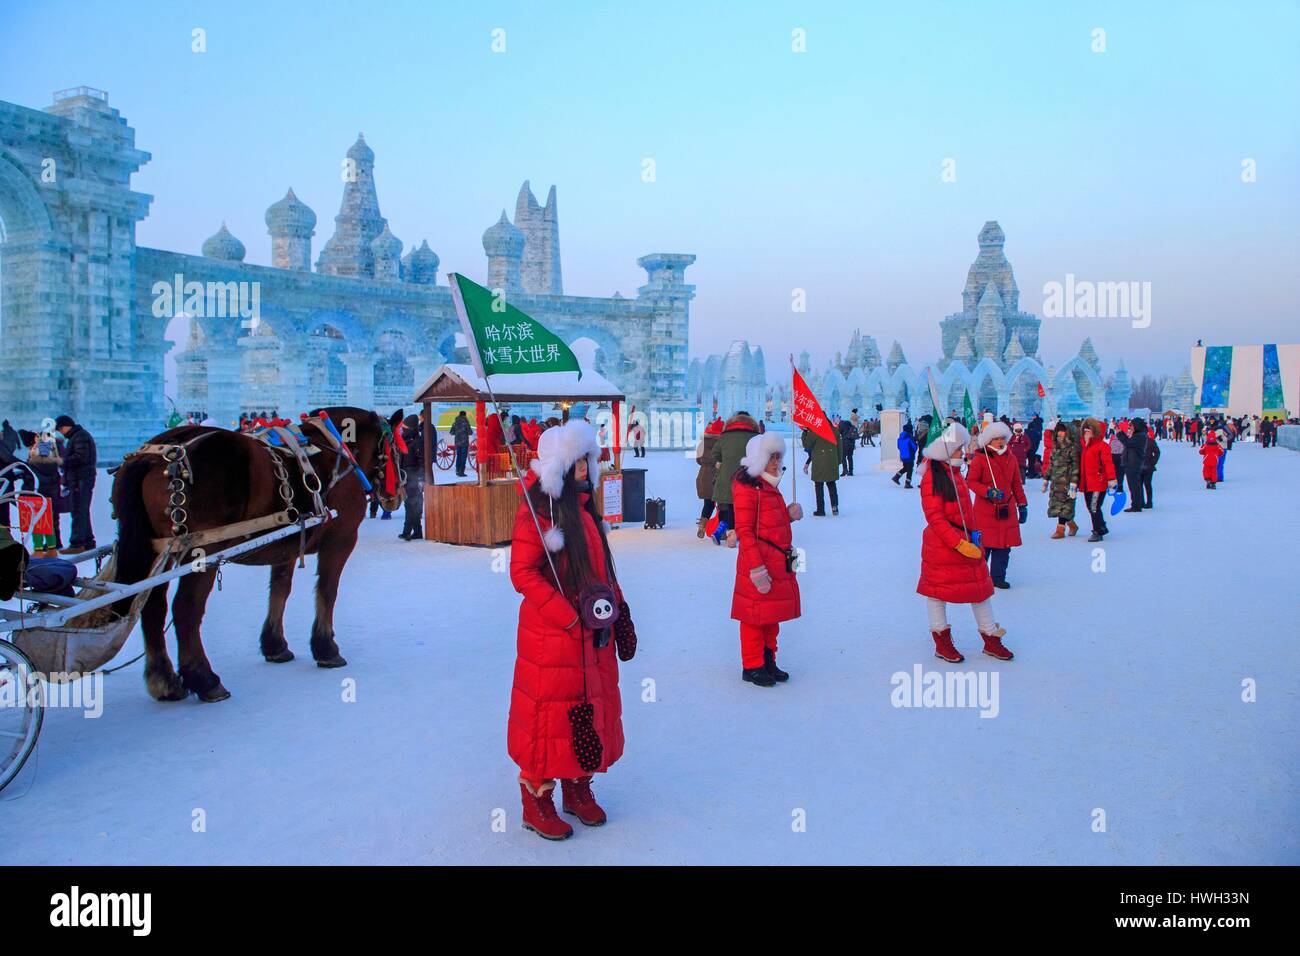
[731,432,802,687]
[917,422,1013,663]
[965,421,1028,589]
[1200,432,1224,489]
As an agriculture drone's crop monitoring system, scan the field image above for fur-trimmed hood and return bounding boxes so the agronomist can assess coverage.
[922,422,971,462]
[977,421,1011,448]
[739,432,786,477]
[722,412,759,435]
[530,420,600,500]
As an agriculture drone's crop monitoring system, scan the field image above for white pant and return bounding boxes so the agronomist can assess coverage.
[927,597,996,632]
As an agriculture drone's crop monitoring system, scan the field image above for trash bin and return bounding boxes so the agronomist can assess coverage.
[620,468,646,523]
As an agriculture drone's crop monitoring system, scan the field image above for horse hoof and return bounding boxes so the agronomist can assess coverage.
[198,684,232,703]
[264,649,295,663]
[146,673,189,702]
[315,655,348,669]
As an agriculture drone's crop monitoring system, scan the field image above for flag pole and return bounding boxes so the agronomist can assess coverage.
[789,355,797,506]
[449,273,566,595]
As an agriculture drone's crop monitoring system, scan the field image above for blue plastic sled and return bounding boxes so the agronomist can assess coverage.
[1109,487,1127,515]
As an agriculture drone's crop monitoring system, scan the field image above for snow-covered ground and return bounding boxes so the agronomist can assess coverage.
[3,439,1297,864]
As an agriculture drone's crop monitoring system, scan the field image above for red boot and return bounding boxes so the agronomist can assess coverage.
[561,776,607,827]
[932,628,964,663]
[980,626,1014,661]
[520,781,573,840]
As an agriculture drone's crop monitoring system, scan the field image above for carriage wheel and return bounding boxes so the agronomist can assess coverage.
[0,641,44,795]
[435,440,455,471]
[467,447,478,471]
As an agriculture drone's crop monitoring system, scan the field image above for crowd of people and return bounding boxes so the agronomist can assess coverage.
[683,401,1285,697]
[0,415,99,556]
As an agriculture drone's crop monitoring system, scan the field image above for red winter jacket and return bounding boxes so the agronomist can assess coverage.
[1007,433,1030,470]
[1079,436,1116,493]
[731,475,801,625]
[507,482,624,783]
[1042,428,1054,471]
[1199,441,1223,480]
[916,463,994,604]
[965,448,1027,549]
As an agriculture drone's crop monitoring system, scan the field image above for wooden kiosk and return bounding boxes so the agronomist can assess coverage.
[412,363,626,546]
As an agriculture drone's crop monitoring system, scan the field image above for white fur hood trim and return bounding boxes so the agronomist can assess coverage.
[977,421,1012,448]
[921,422,971,461]
[739,432,786,477]
[530,420,600,499]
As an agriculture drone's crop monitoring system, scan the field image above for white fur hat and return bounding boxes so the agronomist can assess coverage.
[739,432,786,477]
[530,420,600,500]
[922,422,971,461]
[977,421,1012,448]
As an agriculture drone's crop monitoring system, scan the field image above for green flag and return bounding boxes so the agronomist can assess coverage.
[962,390,976,430]
[449,272,581,379]
[924,370,945,445]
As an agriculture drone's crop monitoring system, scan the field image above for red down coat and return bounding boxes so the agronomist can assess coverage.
[1079,435,1116,493]
[916,462,994,604]
[731,476,801,625]
[965,448,1027,549]
[1200,441,1223,480]
[507,481,624,782]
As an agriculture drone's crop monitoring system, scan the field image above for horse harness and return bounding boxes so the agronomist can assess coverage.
[117,419,366,566]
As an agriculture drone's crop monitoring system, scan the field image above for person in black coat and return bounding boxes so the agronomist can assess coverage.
[1026,414,1043,477]
[450,410,472,476]
[399,413,427,540]
[55,415,97,552]
[838,417,857,476]
[1117,418,1150,511]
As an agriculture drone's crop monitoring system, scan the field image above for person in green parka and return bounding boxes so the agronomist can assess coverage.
[710,411,760,545]
[1043,419,1080,538]
[801,427,842,516]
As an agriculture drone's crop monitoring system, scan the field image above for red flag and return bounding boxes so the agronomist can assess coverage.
[1036,381,1046,398]
[791,366,837,445]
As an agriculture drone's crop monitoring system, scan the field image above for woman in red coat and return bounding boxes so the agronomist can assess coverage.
[730,432,803,687]
[965,421,1028,589]
[916,422,1012,662]
[1078,417,1117,542]
[508,420,625,840]
[1200,431,1224,489]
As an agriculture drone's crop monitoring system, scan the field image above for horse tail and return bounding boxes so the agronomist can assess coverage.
[111,457,160,612]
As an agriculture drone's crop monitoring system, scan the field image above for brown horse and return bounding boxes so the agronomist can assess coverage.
[111,407,405,702]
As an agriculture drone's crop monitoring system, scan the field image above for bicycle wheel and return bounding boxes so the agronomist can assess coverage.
[0,640,44,794]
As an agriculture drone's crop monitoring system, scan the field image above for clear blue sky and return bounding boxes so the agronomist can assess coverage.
[3,0,1297,378]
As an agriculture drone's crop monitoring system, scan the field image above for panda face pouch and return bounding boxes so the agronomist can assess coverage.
[578,581,621,648]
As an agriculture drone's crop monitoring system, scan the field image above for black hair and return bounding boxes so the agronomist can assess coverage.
[527,462,615,595]
[930,460,959,502]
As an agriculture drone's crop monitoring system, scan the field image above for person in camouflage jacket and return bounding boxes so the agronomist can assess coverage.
[1043,420,1080,538]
